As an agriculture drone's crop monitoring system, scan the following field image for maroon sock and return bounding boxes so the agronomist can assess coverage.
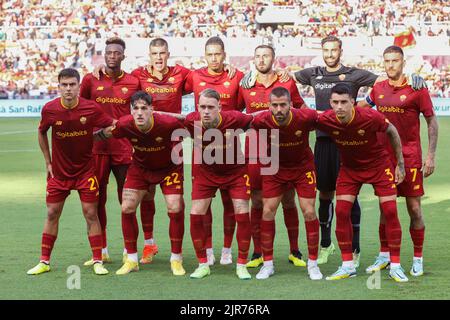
[140,200,155,241]
[122,212,138,254]
[283,207,299,252]
[305,219,320,260]
[410,227,425,258]
[98,184,108,248]
[191,214,207,263]
[260,219,275,261]
[88,234,103,262]
[235,213,251,264]
[204,206,213,249]
[379,223,389,252]
[250,207,263,255]
[380,201,402,264]
[168,211,184,254]
[40,233,57,262]
[335,200,354,262]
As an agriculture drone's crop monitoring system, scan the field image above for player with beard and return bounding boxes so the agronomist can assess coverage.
[238,45,308,270]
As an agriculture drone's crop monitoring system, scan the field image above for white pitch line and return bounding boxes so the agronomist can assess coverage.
[0,130,36,136]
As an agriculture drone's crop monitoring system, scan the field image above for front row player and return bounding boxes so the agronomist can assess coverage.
[359,45,438,277]
[96,91,186,276]
[251,87,322,280]
[316,83,409,282]
[28,68,114,276]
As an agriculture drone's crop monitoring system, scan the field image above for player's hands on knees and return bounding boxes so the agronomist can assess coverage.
[408,73,428,90]
[46,163,54,179]
[422,155,435,178]
[224,64,236,79]
[395,164,405,185]
[275,68,290,83]
[93,64,106,80]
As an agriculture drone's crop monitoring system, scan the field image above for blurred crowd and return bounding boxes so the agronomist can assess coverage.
[1,0,449,99]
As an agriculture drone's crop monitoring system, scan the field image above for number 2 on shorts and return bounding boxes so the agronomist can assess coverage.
[88,177,99,191]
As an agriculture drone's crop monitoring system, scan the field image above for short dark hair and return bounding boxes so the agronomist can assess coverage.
[131,91,152,107]
[330,83,353,98]
[58,68,80,83]
[383,45,404,57]
[205,36,225,51]
[105,37,126,50]
[149,38,168,49]
[270,87,291,102]
[321,35,342,49]
[255,45,275,57]
[199,88,220,102]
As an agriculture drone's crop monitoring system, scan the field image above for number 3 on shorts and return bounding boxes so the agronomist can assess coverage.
[243,174,250,187]
[385,168,394,181]
[306,171,316,184]
[88,177,99,191]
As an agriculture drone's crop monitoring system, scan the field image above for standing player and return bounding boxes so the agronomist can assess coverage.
[358,46,438,276]
[80,37,140,265]
[96,92,186,276]
[241,35,426,267]
[251,87,322,280]
[180,88,254,279]
[27,68,114,276]
[316,84,409,282]
[238,45,308,269]
[184,36,244,266]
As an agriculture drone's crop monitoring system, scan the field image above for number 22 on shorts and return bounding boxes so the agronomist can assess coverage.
[164,172,181,186]
[88,177,99,191]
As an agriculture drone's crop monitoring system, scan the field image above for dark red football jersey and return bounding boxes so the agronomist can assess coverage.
[80,71,139,155]
[184,110,253,175]
[252,108,317,168]
[111,113,184,171]
[131,65,191,113]
[38,97,114,179]
[370,80,434,167]
[238,77,305,114]
[184,67,244,111]
[316,107,390,170]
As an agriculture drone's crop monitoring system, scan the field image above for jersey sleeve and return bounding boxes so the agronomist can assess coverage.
[110,117,127,139]
[183,69,194,94]
[417,88,435,117]
[370,109,390,132]
[289,80,305,108]
[79,75,92,99]
[250,113,265,130]
[315,112,333,134]
[294,68,314,86]
[236,87,246,111]
[130,67,142,79]
[353,68,379,88]
[183,112,197,136]
[93,104,114,128]
[237,112,254,130]
[303,108,319,130]
[38,105,52,133]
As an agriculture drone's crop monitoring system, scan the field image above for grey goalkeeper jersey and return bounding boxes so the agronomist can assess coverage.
[294,65,378,137]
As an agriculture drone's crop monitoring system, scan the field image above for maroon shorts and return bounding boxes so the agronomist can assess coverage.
[46,171,99,203]
[192,166,250,200]
[124,164,184,195]
[248,163,262,191]
[397,167,424,197]
[263,165,317,199]
[94,153,132,184]
[336,165,397,197]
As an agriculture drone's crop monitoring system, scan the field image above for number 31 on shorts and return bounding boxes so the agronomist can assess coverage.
[306,171,316,184]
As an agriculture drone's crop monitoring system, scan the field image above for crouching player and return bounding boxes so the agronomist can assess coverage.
[27,68,114,276]
[96,91,186,276]
[251,87,322,280]
[316,83,409,282]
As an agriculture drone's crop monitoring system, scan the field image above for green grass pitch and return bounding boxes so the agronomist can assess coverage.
[0,117,449,300]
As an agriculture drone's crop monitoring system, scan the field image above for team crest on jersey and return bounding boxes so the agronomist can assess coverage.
[295,130,302,137]
[339,74,346,81]
[168,77,175,83]
[250,92,256,96]
[155,137,163,143]
[400,95,407,102]
[357,129,365,136]
[121,87,129,94]
[378,94,384,99]
[55,121,62,126]
[223,81,231,87]
[131,138,138,142]
[332,131,340,135]
[80,117,87,124]
[97,86,104,91]
[147,78,153,83]
[200,82,206,86]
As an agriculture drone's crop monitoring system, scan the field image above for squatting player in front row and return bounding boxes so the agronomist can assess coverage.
[28,68,114,276]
